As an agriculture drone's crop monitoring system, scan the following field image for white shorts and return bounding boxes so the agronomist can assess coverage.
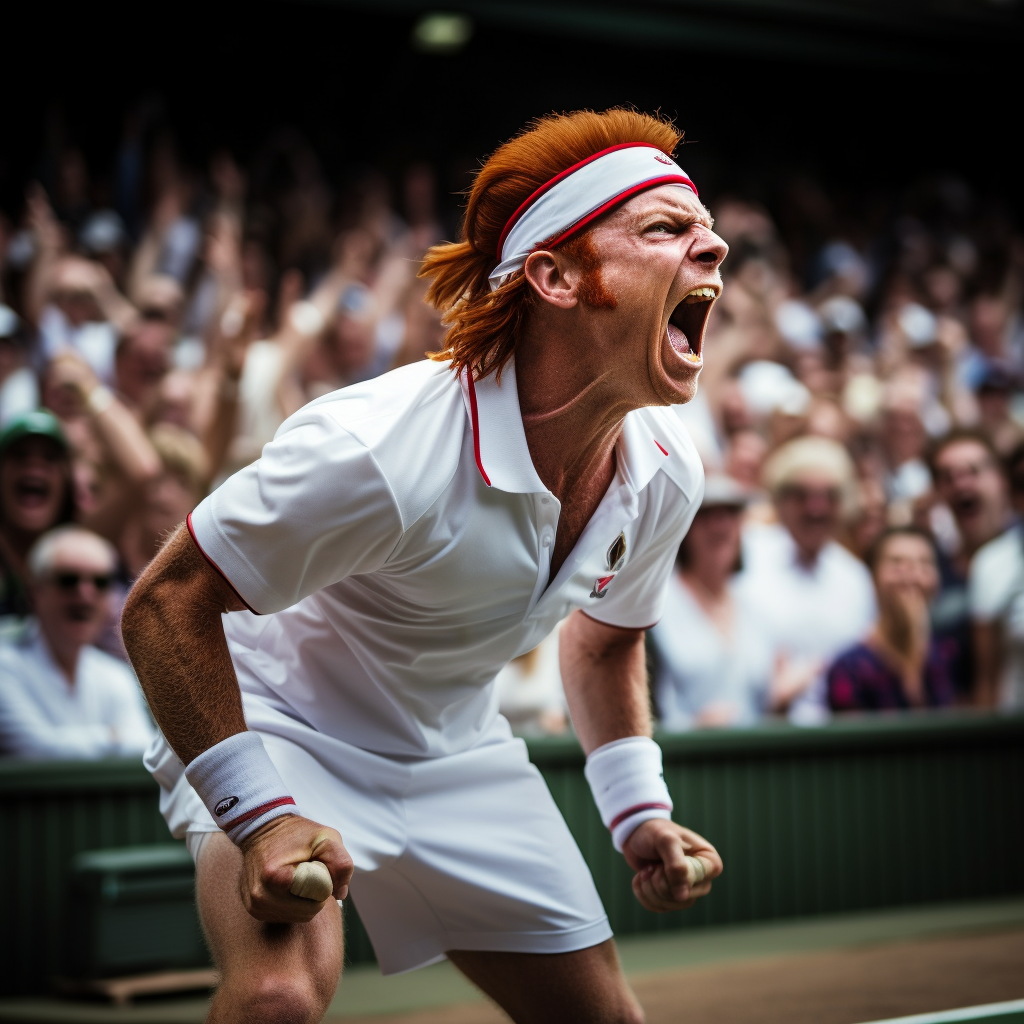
[148,701,611,974]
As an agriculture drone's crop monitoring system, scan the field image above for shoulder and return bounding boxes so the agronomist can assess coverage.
[80,646,140,690]
[739,523,789,574]
[972,525,1022,578]
[278,361,467,529]
[830,642,873,671]
[0,624,43,673]
[969,524,1023,616]
[823,540,872,583]
[635,405,704,501]
[299,360,459,437]
[0,639,28,675]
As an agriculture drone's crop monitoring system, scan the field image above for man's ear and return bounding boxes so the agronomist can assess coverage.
[523,250,579,309]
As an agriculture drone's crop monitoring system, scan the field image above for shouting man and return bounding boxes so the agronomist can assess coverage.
[123,109,728,1024]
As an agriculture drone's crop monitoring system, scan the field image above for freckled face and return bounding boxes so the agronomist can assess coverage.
[582,186,729,406]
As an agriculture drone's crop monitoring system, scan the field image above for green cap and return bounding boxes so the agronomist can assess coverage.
[0,410,69,455]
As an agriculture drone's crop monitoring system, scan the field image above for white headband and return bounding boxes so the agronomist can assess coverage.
[488,143,698,290]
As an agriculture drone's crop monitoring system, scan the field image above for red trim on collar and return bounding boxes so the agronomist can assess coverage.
[654,440,668,456]
[465,374,492,487]
[495,142,698,257]
[186,512,259,614]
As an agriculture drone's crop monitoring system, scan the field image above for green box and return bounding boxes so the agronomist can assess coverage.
[66,844,210,979]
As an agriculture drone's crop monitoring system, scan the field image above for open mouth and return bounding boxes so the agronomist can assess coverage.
[667,286,717,362]
[14,476,53,509]
[952,494,981,518]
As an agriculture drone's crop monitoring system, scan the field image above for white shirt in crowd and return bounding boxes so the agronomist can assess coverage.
[186,358,704,759]
[0,366,39,426]
[651,572,774,729]
[737,523,877,724]
[38,305,118,384]
[969,523,1024,709]
[0,621,154,758]
[493,623,567,737]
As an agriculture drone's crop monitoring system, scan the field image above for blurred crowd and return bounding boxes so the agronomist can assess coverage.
[0,112,1022,756]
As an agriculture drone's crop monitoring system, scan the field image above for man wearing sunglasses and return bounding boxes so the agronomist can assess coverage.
[0,524,152,757]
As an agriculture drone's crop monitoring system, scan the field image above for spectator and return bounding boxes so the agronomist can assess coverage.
[40,349,162,549]
[0,411,76,620]
[651,476,775,729]
[974,360,1024,458]
[0,525,152,758]
[114,319,174,423]
[827,526,956,712]
[120,423,208,579]
[739,436,877,723]
[969,441,1024,709]
[930,429,1013,567]
[927,428,1014,698]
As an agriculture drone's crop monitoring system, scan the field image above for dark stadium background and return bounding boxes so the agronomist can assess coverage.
[2,0,1022,243]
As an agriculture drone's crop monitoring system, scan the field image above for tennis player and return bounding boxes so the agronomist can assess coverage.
[123,108,727,1024]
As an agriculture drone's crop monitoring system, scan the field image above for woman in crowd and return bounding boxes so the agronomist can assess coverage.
[0,410,76,620]
[650,475,775,729]
[827,526,957,711]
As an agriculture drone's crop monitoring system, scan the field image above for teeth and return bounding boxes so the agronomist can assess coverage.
[683,286,717,303]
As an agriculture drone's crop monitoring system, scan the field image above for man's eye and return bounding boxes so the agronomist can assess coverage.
[648,223,674,234]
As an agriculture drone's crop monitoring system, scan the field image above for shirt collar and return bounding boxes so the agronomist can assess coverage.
[617,408,672,495]
[463,359,672,496]
[462,359,546,494]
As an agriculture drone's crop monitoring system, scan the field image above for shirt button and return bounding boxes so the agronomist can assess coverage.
[542,534,552,547]
[541,497,551,505]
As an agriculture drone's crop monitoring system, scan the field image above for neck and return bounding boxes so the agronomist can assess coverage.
[682,562,729,600]
[794,541,821,570]
[515,314,641,501]
[681,565,733,635]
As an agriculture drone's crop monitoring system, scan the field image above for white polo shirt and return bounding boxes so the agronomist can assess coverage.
[188,358,703,758]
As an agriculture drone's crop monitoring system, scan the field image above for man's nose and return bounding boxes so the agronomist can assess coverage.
[690,228,729,267]
[67,579,100,598]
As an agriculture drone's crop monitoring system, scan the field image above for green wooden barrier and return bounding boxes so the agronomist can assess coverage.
[2,713,1022,996]
[536,713,1024,938]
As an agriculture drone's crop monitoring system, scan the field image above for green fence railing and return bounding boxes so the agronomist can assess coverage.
[538,713,1024,939]
[2,712,1022,997]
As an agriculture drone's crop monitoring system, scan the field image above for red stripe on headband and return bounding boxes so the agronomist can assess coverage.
[541,174,697,251]
[496,142,693,257]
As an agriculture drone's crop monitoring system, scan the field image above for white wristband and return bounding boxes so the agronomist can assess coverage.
[584,736,673,852]
[185,732,298,845]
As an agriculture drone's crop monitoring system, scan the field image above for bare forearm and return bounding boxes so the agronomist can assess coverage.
[559,610,651,753]
[121,526,247,763]
[200,370,240,484]
[91,399,162,484]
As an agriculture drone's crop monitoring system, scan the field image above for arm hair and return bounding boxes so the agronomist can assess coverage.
[121,524,249,764]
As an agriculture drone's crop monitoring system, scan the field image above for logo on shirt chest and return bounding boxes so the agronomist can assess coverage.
[591,533,627,599]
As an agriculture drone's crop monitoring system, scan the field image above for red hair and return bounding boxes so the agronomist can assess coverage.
[419,109,683,381]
